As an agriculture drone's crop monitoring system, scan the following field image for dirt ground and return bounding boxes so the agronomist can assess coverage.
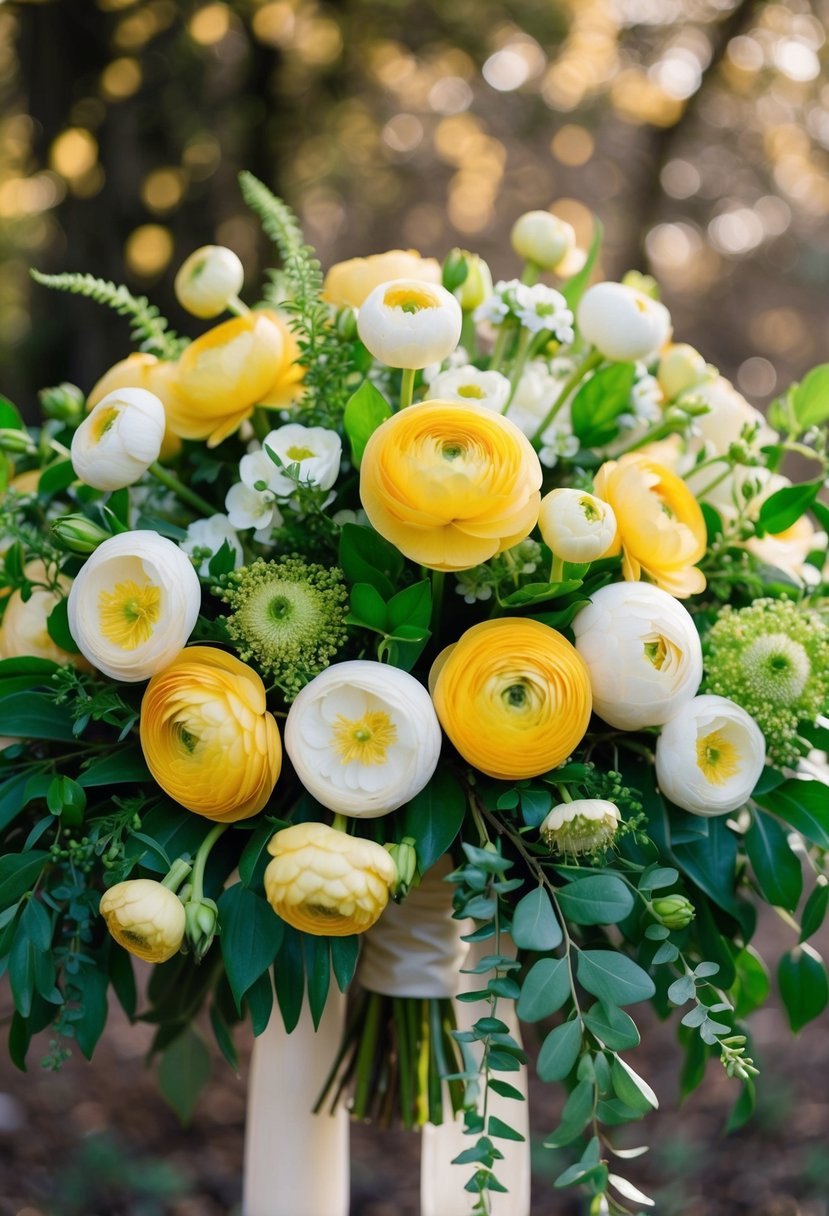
[1,907,828,1216]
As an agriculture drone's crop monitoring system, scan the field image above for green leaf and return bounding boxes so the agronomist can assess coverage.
[577,950,655,1006]
[0,852,49,909]
[273,926,305,1033]
[756,479,822,537]
[562,216,603,310]
[45,597,79,655]
[349,581,388,631]
[343,380,392,467]
[727,1079,756,1133]
[730,947,769,1020]
[792,363,829,429]
[401,769,466,873]
[571,362,636,447]
[557,874,635,925]
[638,866,679,893]
[510,886,562,951]
[158,1027,212,1124]
[0,656,60,683]
[239,819,284,891]
[583,1002,641,1051]
[0,395,23,429]
[536,1018,582,1082]
[672,817,742,920]
[800,881,829,943]
[386,580,431,631]
[757,779,829,849]
[303,934,330,1030]
[78,748,152,787]
[516,957,570,1021]
[745,810,802,912]
[246,969,274,1036]
[73,965,109,1059]
[330,935,360,993]
[217,884,284,1010]
[0,693,78,742]
[610,1056,658,1113]
[339,523,403,599]
[778,944,828,1032]
[487,1115,525,1142]
[37,459,77,500]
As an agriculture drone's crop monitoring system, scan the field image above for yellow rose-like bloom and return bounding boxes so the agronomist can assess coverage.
[431,618,592,780]
[255,310,305,411]
[140,646,281,822]
[322,249,441,309]
[165,312,285,447]
[360,401,542,571]
[264,822,396,936]
[594,453,707,598]
[87,352,182,462]
[99,879,185,963]
[0,560,86,668]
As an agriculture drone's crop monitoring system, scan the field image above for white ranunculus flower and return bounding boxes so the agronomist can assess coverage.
[577,282,671,363]
[657,343,710,401]
[67,530,201,681]
[357,279,462,369]
[71,388,165,492]
[747,515,825,587]
[428,366,511,413]
[681,375,777,457]
[180,514,243,576]
[257,424,342,496]
[656,694,766,816]
[174,245,244,318]
[573,582,702,730]
[510,210,576,271]
[538,488,617,563]
[284,660,442,818]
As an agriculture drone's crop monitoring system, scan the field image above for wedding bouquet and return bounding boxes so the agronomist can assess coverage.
[1,171,828,1214]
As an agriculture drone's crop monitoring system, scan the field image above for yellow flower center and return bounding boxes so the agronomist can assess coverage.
[384,285,439,312]
[99,579,162,650]
[285,444,316,460]
[332,710,397,765]
[90,405,120,443]
[457,384,485,399]
[580,496,602,522]
[695,729,739,785]
[643,633,680,671]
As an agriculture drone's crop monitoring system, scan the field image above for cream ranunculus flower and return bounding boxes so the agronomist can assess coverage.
[323,249,441,309]
[71,387,165,491]
[174,244,244,318]
[99,879,185,963]
[357,279,462,369]
[284,660,441,817]
[67,530,201,681]
[511,210,576,271]
[577,282,671,363]
[538,488,618,563]
[140,646,282,821]
[573,581,703,730]
[359,400,542,571]
[427,366,511,413]
[681,375,776,457]
[0,560,86,667]
[264,822,396,936]
[747,514,825,586]
[86,352,183,463]
[431,618,592,780]
[540,799,621,857]
[594,453,707,598]
[655,694,766,816]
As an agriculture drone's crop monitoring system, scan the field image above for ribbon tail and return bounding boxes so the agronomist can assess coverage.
[243,988,350,1216]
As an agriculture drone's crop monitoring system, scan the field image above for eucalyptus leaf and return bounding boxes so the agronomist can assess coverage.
[557,874,634,925]
[536,1018,582,1082]
[516,956,571,1022]
[583,1001,641,1051]
[577,950,655,1006]
[511,886,562,951]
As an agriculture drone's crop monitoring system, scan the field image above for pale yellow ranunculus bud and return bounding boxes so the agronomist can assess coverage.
[456,254,493,312]
[99,878,186,963]
[511,210,576,271]
[357,280,462,370]
[174,245,244,319]
[538,488,617,563]
[657,343,709,402]
[264,822,396,936]
[577,282,671,363]
[0,560,85,667]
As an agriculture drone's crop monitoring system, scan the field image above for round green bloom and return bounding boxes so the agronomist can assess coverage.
[703,598,829,767]
[217,556,348,700]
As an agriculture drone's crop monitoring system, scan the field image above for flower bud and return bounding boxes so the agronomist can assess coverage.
[540,799,621,857]
[0,429,35,456]
[577,282,671,363]
[657,343,709,401]
[184,897,219,962]
[442,248,469,294]
[357,279,462,369]
[51,514,112,555]
[174,245,245,319]
[71,387,165,492]
[538,488,617,563]
[99,878,186,963]
[386,836,418,900]
[39,382,85,424]
[335,306,359,341]
[621,270,659,299]
[457,254,493,312]
[511,210,576,271]
[652,894,695,930]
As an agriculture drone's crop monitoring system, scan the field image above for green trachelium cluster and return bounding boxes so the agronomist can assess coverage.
[704,597,829,766]
[216,556,348,700]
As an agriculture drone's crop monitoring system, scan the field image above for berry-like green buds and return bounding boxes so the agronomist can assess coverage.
[652,894,695,930]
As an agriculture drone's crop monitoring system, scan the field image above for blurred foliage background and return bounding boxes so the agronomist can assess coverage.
[2,0,829,418]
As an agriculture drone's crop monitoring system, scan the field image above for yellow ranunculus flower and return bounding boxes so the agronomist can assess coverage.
[360,401,542,571]
[263,822,396,936]
[0,560,87,667]
[322,249,441,310]
[140,646,282,822]
[99,878,185,963]
[87,352,182,462]
[164,312,285,447]
[594,453,707,598]
[255,310,305,411]
[431,618,592,780]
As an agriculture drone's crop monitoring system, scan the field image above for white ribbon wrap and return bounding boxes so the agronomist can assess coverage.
[421,933,532,1216]
[243,988,349,1216]
[358,855,468,997]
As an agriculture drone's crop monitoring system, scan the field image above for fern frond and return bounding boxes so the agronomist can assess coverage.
[30,270,187,360]
[238,171,304,264]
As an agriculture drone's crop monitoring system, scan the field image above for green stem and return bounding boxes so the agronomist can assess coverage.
[226,295,250,317]
[399,367,416,409]
[503,328,534,412]
[393,997,414,1128]
[430,568,445,635]
[489,323,514,373]
[149,461,215,517]
[520,260,541,286]
[161,857,192,893]
[530,349,601,446]
[353,992,382,1119]
[252,406,272,443]
[550,554,565,583]
[189,823,228,904]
